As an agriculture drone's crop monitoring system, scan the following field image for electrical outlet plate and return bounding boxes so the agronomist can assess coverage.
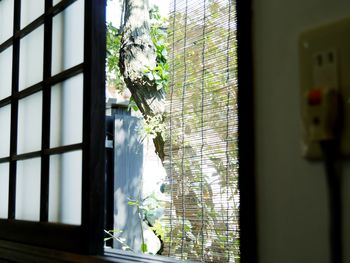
[300,17,350,160]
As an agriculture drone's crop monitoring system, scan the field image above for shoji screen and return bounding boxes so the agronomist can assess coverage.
[0,0,105,254]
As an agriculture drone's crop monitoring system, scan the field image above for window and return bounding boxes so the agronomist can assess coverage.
[0,0,256,261]
[104,0,245,262]
[0,0,106,254]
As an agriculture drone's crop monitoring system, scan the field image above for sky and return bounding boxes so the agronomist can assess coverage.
[106,0,170,27]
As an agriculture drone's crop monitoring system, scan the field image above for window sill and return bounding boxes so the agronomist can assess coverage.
[0,240,188,263]
[103,248,188,263]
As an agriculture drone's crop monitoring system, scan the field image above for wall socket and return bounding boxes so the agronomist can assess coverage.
[300,17,350,160]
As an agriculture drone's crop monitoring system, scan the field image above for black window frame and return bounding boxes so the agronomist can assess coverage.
[236,0,257,262]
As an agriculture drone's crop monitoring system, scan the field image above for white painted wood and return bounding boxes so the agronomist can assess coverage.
[113,114,143,252]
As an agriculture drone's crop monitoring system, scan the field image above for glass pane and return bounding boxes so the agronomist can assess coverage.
[16,158,41,221]
[0,47,13,100]
[52,0,84,76]
[50,74,83,148]
[0,105,11,158]
[0,0,14,44]
[19,26,44,91]
[0,163,9,219]
[49,151,82,225]
[21,0,45,29]
[18,92,42,154]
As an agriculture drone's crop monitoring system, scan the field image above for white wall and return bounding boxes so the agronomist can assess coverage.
[253,1,350,262]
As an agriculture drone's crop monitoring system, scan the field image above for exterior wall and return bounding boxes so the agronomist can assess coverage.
[112,110,165,254]
[253,1,350,263]
[113,114,144,251]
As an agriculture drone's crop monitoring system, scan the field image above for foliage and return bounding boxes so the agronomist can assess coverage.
[139,114,166,141]
[151,221,165,241]
[127,194,165,254]
[106,22,125,93]
[128,198,148,253]
[145,6,169,92]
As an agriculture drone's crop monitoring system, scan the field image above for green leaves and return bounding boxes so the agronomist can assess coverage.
[106,22,121,72]
[127,200,139,206]
[143,6,169,92]
[106,22,126,93]
[139,114,166,141]
[127,96,139,112]
[141,243,148,253]
[144,65,169,91]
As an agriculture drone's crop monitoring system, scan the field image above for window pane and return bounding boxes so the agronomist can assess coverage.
[19,26,44,91]
[21,0,45,29]
[0,163,9,219]
[16,158,41,221]
[50,74,83,148]
[52,0,84,76]
[0,47,13,100]
[0,0,14,44]
[49,151,82,225]
[18,92,43,154]
[0,105,11,158]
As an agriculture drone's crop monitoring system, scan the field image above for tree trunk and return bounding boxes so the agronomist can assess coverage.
[119,0,165,161]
